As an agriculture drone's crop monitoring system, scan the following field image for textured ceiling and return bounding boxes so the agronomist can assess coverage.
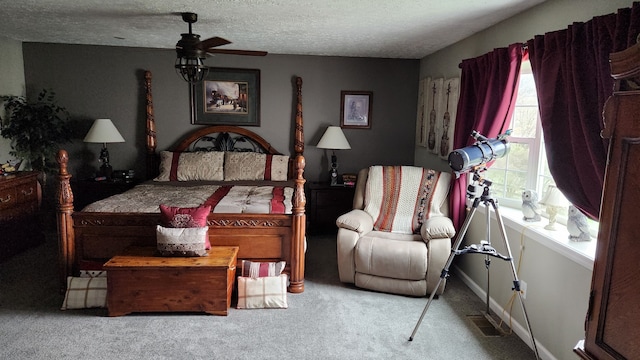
[0,0,546,59]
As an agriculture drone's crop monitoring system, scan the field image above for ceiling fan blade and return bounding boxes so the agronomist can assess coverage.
[198,36,232,49]
[208,49,268,56]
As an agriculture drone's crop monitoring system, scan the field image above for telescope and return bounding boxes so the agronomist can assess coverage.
[448,130,511,175]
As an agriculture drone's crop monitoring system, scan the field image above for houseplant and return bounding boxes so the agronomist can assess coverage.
[1,89,71,175]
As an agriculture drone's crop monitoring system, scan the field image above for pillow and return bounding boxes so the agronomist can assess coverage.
[154,151,224,181]
[159,204,211,249]
[224,152,289,181]
[237,274,288,309]
[364,166,444,234]
[79,270,107,278]
[241,260,286,278]
[156,225,208,257]
[60,276,107,310]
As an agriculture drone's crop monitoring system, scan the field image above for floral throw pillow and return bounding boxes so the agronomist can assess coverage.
[159,204,211,249]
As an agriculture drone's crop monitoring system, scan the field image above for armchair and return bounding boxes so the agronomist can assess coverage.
[336,166,455,297]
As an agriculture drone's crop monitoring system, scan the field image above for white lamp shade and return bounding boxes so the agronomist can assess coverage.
[317,126,351,150]
[83,119,125,143]
[539,184,569,207]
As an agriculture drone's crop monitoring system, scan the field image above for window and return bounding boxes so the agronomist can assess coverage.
[481,60,598,234]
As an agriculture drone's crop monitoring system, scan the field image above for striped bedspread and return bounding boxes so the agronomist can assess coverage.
[81,183,294,214]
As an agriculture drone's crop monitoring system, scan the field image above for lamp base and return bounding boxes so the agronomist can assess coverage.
[329,167,339,186]
[99,163,113,180]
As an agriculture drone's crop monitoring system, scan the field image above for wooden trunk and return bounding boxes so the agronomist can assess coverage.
[104,246,238,316]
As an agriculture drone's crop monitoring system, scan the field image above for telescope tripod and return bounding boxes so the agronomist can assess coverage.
[408,179,540,360]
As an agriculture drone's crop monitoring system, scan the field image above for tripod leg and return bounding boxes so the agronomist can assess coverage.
[492,203,540,360]
[409,204,479,341]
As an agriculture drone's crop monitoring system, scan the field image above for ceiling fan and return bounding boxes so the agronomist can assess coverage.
[175,12,267,83]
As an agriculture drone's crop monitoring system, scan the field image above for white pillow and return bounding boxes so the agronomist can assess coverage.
[156,225,208,257]
[237,274,288,309]
[154,151,224,181]
[224,152,289,181]
[61,276,107,310]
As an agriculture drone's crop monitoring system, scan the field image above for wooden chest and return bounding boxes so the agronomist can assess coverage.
[104,246,238,316]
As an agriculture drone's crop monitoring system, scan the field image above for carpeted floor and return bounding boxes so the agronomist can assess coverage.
[0,232,537,359]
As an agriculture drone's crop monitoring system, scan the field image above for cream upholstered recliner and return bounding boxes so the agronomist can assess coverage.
[336,165,455,297]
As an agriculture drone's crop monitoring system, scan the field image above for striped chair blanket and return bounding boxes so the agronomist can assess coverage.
[363,165,445,234]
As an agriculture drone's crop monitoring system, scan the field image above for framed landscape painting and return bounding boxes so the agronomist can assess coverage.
[190,67,261,126]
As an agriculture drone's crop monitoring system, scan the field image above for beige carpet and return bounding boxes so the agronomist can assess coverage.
[0,232,537,359]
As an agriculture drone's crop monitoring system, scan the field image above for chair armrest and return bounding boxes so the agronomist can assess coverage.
[421,216,456,241]
[336,209,374,234]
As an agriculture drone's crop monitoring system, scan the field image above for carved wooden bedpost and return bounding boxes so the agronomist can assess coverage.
[144,70,157,180]
[56,149,75,292]
[289,76,306,293]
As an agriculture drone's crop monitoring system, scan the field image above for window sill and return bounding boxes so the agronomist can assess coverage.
[474,204,596,271]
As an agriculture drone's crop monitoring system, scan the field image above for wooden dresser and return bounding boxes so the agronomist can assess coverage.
[0,171,43,261]
[574,43,640,359]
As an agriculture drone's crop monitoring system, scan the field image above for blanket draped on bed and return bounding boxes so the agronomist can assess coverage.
[81,184,294,214]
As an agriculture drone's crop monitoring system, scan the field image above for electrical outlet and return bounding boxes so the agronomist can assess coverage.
[520,280,527,299]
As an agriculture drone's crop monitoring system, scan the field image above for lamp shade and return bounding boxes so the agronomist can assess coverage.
[317,126,351,150]
[83,119,125,143]
[539,184,568,207]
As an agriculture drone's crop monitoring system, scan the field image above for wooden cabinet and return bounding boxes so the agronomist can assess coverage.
[306,182,355,233]
[0,171,43,261]
[70,178,139,210]
[574,43,640,359]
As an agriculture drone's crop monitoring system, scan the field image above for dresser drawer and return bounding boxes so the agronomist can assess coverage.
[315,189,352,207]
[0,187,17,210]
[0,203,38,222]
[16,182,39,204]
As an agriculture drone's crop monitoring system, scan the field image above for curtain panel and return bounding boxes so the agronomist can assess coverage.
[449,43,524,231]
[527,2,640,220]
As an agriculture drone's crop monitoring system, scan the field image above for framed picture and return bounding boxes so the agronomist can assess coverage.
[190,67,260,126]
[340,91,372,129]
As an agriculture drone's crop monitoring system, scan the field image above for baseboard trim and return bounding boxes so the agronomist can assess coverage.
[453,265,556,360]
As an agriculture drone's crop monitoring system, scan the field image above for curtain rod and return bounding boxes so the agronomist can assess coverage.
[458,42,529,68]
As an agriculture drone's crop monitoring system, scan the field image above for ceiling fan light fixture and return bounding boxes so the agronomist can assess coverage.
[175,55,208,84]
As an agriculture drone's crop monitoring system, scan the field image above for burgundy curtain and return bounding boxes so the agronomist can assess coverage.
[527,3,640,220]
[450,43,524,230]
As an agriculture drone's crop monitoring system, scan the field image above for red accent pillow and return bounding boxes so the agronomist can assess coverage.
[159,204,211,249]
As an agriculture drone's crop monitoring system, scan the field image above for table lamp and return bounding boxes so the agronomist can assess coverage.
[84,118,125,179]
[539,184,568,230]
[317,126,351,186]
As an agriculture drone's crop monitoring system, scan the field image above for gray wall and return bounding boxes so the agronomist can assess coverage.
[416,0,635,359]
[21,43,419,182]
[0,36,26,164]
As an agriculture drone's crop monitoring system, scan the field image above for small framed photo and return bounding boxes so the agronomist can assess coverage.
[190,67,260,126]
[340,91,372,129]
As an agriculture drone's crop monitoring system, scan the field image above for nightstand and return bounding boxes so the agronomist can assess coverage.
[306,182,355,233]
[71,178,140,210]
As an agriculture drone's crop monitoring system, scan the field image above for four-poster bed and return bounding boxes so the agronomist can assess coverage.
[56,71,307,293]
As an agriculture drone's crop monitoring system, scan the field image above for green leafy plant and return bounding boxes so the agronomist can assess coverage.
[1,89,71,173]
